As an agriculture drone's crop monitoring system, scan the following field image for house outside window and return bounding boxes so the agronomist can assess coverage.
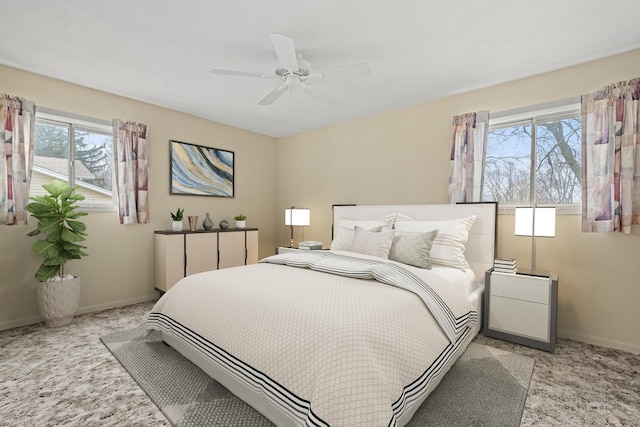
[482,97,582,211]
[30,108,116,211]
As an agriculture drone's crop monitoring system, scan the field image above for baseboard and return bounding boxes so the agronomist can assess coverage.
[0,293,159,332]
[558,329,640,354]
[0,315,43,331]
[75,293,159,316]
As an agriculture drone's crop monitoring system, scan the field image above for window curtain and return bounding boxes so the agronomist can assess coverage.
[581,78,640,233]
[448,110,489,203]
[0,95,36,225]
[113,119,149,224]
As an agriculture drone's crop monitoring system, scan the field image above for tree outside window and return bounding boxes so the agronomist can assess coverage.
[30,111,115,209]
[482,110,581,206]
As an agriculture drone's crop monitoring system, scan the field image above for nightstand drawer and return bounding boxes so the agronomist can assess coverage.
[489,295,550,342]
[490,272,550,304]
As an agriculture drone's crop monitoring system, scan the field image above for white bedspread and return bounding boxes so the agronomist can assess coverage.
[146,251,478,426]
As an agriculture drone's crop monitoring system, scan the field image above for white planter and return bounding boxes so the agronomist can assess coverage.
[172,220,183,232]
[235,220,246,229]
[36,276,81,327]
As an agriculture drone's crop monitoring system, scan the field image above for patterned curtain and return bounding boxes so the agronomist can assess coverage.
[0,95,36,225]
[113,119,149,224]
[448,110,489,203]
[581,78,640,233]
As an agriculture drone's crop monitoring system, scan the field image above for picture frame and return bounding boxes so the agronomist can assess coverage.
[170,140,234,197]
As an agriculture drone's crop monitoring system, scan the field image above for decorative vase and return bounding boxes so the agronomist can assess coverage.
[203,213,214,230]
[172,220,183,232]
[36,276,81,327]
[219,219,229,230]
[235,220,246,229]
[188,216,198,232]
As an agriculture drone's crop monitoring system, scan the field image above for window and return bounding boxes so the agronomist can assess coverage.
[31,108,115,210]
[482,98,582,208]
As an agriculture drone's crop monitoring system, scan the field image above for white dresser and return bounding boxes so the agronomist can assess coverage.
[154,228,259,292]
[483,269,558,352]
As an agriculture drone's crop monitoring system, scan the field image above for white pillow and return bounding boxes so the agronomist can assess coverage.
[394,216,476,270]
[330,220,389,251]
[337,219,390,230]
[388,230,438,269]
[350,226,395,258]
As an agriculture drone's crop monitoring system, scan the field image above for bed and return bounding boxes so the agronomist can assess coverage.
[146,203,497,426]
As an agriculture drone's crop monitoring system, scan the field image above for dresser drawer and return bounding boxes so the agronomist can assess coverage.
[489,295,550,342]
[490,272,550,304]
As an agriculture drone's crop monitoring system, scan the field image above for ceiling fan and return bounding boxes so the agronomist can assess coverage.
[209,33,371,106]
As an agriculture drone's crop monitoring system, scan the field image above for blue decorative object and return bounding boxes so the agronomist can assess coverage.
[203,213,214,230]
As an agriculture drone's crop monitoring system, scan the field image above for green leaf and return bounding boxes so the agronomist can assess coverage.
[61,227,86,243]
[26,229,41,237]
[33,239,57,258]
[66,220,87,233]
[37,218,63,235]
[35,264,61,281]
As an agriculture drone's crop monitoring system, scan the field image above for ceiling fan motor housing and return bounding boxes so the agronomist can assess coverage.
[276,65,310,78]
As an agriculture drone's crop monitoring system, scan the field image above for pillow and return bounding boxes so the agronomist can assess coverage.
[337,219,390,230]
[394,216,476,270]
[330,219,389,251]
[382,212,415,228]
[388,230,438,269]
[350,226,395,258]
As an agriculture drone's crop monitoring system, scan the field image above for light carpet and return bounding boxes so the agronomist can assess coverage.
[101,326,534,427]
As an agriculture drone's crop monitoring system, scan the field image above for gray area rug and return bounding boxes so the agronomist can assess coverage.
[101,327,534,426]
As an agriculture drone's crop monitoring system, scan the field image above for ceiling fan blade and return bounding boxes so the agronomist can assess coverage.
[257,84,288,105]
[269,33,299,68]
[209,68,273,79]
[317,63,372,79]
[301,83,340,107]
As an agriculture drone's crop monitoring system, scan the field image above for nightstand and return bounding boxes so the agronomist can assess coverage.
[483,268,558,352]
[276,246,328,254]
[276,246,300,254]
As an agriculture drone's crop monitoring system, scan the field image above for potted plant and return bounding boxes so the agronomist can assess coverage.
[26,179,88,327]
[171,207,184,231]
[234,213,247,229]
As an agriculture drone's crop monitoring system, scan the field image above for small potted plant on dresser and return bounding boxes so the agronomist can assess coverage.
[26,179,88,327]
[171,207,184,231]
[234,213,247,229]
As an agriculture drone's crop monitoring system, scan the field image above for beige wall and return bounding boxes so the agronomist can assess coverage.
[0,65,278,330]
[277,49,640,353]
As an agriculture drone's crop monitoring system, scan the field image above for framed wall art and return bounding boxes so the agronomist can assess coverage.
[170,140,234,197]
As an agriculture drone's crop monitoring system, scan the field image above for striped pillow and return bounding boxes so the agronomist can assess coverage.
[394,216,476,270]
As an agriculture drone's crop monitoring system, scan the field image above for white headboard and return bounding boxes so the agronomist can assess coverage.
[332,203,497,284]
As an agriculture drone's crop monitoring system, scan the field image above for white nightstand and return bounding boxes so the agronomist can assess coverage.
[276,246,328,254]
[483,269,559,352]
[276,246,300,254]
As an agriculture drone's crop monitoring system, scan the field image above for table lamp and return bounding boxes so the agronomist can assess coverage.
[285,207,310,247]
[514,207,556,275]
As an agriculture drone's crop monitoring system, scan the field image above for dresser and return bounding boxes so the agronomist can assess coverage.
[154,228,258,292]
[483,269,559,352]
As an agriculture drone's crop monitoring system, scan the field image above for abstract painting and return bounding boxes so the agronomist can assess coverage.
[170,140,234,197]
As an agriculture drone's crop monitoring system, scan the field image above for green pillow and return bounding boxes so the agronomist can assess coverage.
[388,230,439,269]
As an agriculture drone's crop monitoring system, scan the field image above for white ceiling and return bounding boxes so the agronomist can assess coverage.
[2,0,640,138]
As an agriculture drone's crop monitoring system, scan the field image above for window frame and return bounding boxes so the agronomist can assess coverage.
[486,97,582,215]
[33,107,117,212]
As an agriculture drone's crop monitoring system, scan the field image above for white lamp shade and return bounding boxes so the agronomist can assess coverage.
[515,207,556,237]
[285,208,310,226]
